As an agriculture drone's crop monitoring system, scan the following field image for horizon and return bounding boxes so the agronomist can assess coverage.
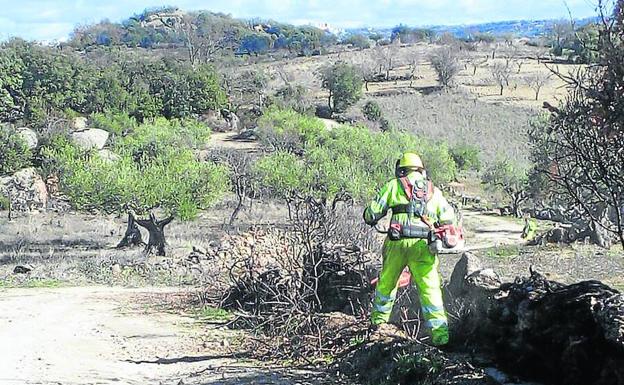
[0,0,599,42]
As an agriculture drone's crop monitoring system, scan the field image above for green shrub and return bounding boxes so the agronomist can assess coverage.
[0,125,32,175]
[256,108,327,152]
[90,112,137,136]
[362,100,383,122]
[42,121,228,220]
[451,144,482,171]
[255,110,456,202]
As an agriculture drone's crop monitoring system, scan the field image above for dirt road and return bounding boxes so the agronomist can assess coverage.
[0,287,321,385]
[462,210,525,250]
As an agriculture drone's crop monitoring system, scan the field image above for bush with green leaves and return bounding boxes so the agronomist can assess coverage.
[0,125,32,176]
[321,62,363,114]
[256,108,327,153]
[362,100,383,122]
[450,144,482,171]
[42,119,228,220]
[90,112,138,136]
[255,110,456,203]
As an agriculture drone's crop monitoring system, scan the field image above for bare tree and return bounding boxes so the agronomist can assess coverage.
[490,61,512,95]
[530,0,624,248]
[523,72,551,100]
[169,12,236,67]
[429,48,461,88]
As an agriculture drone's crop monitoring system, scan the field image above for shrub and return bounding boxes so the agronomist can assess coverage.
[255,110,456,202]
[90,112,137,136]
[451,144,482,171]
[0,125,32,175]
[362,100,383,122]
[321,62,363,113]
[256,108,327,152]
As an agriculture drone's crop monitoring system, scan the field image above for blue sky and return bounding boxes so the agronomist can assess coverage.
[0,0,599,42]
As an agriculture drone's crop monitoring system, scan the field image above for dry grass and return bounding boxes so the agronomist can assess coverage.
[375,91,535,163]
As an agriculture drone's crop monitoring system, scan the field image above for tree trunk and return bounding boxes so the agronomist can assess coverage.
[131,211,173,256]
[116,212,144,249]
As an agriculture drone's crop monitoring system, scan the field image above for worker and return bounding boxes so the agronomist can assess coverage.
[521,214,538,241]
[363,153,456,346]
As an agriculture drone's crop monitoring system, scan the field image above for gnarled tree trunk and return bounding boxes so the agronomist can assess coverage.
[116,212,144,249]
[130,211,174,256]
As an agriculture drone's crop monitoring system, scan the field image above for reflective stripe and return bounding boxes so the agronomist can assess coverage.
[373,302,394,313]
[426,318,448,328]
[421,304,445,315]
[375,290,395,303]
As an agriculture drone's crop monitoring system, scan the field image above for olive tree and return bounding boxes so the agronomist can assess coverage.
[321,62,363,114]
[43,119,229,255]
[482,158,530,217]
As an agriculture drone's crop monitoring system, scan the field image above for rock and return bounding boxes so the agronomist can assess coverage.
[71,129,109,150]
[448,252,483,297]
[71,117,88,130]
[111,263,122,275]
[484,367,510,384]
[13,264,33,274]
[192,245,207,255]
[16,127,38,149]
[97,149,120,163]
[0,168,48,211]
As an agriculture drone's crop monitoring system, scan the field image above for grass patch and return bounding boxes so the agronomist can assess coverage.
[0,277,65,289]
[195,306,232,322]
[484,244,520,258]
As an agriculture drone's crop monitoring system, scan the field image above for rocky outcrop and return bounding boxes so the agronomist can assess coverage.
[15,127,38,150]
[71,117,88,130]
[71,129,109,150]
[0,168,48,211]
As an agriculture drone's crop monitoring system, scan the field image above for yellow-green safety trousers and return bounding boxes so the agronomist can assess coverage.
[364,171,453,346]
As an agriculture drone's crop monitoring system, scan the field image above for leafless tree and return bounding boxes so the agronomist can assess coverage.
[530,0,624,248]
[429,48,461,88]
[168,12,237,67]
[523,72,551,100]
[490,61,512,95]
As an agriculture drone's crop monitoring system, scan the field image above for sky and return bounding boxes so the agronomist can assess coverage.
[0,0,600,42]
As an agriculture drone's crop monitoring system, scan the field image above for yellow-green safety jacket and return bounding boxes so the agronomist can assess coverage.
[364,171,456,239]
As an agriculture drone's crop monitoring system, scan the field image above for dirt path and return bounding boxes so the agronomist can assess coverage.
[462,210,525,250]
[0,286,322,385]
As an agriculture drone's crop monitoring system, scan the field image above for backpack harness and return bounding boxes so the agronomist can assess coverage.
[387,177,435,240]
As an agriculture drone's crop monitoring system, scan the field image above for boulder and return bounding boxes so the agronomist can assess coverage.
[13,264,34,274]
[448,252,484,297]
[0,168,48,211]
[71,129,109,150]
[97,149,120,163]
[71,117,88,130]
[16,127,38,150]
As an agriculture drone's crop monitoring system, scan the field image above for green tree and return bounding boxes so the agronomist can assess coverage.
[321,62,363,114]
[482,158,529,217]
[42,119,229,255]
